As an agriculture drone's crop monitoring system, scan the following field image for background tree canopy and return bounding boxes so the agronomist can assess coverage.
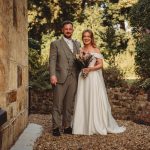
[129,0,150,91]
[130,0,150,35]
[28,0,150,91]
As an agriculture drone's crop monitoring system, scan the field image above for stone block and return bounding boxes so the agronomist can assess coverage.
[22,66,28,87]
[8,61,17,91]
[0,29,7,58]
[0,94,6,108]
[22,50,28,66]
[12,102,17,117]
[1,128,9,150]
[9,44,17,62]
[6,90,17,105]
[0,58,6,92]
[8,125,14,148]
[17,65,22,88]
[18,101,22,111]
[8,106,13,119]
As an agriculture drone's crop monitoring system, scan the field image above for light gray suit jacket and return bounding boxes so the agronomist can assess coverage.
[49,37,80,84]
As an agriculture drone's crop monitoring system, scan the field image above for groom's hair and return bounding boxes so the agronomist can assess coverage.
[62,20,73,28]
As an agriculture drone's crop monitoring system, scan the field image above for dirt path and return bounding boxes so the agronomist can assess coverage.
[29,114,150,150]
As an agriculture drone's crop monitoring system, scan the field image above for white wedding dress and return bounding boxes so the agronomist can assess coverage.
[72,52,126,135]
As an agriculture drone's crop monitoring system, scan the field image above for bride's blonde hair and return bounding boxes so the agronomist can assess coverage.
[82,29,96,48]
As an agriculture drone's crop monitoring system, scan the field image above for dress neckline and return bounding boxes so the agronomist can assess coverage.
[84,52,101,56]
[82,51,99,54]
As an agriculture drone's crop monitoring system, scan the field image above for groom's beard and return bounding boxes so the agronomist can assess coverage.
[63,34,72,39]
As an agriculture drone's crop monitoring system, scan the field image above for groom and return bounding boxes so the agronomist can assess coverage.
[49,21,80,136]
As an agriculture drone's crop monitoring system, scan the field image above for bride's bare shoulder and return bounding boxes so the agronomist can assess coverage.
[94,48,100,54]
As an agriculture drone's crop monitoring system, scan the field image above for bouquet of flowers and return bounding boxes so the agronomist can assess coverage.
[75,52,93,78]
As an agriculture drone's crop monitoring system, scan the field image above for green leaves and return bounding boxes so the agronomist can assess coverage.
[129,0,150,90]
[28,0,83,41]
[140,78,150,91]
[129,0,150,32]
[29,38,51,90]
[135,35,150,79]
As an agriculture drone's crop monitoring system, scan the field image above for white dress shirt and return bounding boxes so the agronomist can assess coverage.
[63,36,74,53]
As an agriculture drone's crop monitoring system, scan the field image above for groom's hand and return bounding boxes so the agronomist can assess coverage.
[50,75,58,86]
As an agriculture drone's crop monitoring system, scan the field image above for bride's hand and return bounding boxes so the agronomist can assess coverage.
[82,68,91,74]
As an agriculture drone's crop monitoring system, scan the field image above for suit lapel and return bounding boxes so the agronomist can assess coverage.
[72,40,79,55]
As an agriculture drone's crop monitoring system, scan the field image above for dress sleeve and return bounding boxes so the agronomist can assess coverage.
[93,53,104,59]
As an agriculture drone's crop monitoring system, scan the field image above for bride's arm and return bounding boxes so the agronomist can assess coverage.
[83,58,103,74]
[89,58,103,71]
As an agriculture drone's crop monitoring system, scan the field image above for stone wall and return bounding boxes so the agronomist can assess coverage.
[30,87,150,125]
[29,89,53,114]
[0,0,28,150]
[108,88,149,123]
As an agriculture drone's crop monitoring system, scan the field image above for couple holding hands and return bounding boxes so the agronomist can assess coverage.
[49,20,126,136]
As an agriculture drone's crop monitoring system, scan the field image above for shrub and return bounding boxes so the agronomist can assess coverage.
[140,78,150,92]
[129,78,150,94]
[29,62,52,90]
[29,38,52,90]
[135,35,150,79]
[103,66,126,88]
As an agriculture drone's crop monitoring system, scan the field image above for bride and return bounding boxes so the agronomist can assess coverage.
[72,29,126,135]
